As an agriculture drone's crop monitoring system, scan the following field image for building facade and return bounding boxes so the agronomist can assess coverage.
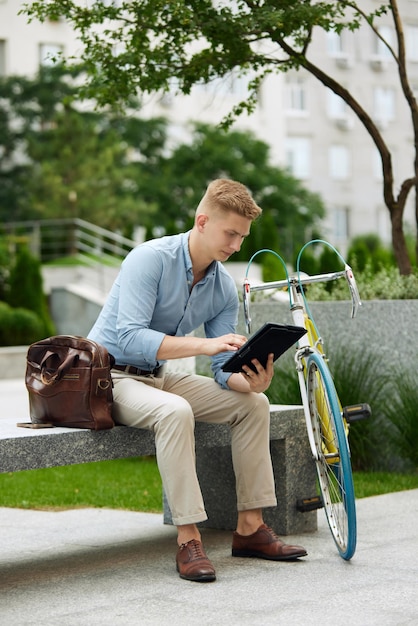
[1,0,417,255]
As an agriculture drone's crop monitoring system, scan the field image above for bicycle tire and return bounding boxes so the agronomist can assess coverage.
[306,351,357,560]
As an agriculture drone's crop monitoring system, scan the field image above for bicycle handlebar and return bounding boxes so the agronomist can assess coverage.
[243,264,361,333]
[344,265,362,318]
[245,270,346,293]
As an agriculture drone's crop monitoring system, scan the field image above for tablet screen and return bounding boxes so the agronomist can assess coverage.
[221,322,307,373]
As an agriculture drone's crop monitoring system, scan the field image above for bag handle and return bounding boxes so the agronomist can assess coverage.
[40,351,80,385]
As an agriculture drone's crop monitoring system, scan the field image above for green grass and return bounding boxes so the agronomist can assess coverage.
[353,472,418,498]
[0,457,162,512]
[0,457,417,512]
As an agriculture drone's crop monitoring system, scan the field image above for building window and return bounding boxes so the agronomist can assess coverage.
[0,40,5,76]
[327,92,353,130]
[285,137,311,179]
[39,43,64,67]
[285,76,307,114]
[327,91,351,118]
[329,145,350,179]
[406,25,418,62]
[373,87,395,126]
[326,31,352,67]
[229,72,249,97]
[327,31,345,56]
[376,205,391,244]
[373,25,395,58]
[333,207,350,241]
[195,69,251,98]
[327,31,341,56]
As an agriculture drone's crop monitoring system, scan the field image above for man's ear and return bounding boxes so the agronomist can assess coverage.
[196,213,209,232]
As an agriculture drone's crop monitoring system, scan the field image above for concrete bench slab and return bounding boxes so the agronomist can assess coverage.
[0,405,317,535]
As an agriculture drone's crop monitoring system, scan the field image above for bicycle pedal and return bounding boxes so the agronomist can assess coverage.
[296,495,324,512]
[343,403,372,423]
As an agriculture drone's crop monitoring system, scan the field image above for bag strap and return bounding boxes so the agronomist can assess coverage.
[40,351,80,385]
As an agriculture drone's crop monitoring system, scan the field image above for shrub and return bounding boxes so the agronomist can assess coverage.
[0,302,44,346]
[326,348,393,471]
[267,358,300,405]
[356,266,418,300]
[262,253,287,282]
[382,370,418,471]
[301,265,418,302]
[6,244,55,337]
[296,249,319,276]
[0,238,10,301]
[267,344,410,472]
[347,234,395,272]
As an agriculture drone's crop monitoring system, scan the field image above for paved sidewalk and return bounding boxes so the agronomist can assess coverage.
[1,493,417,624]
[1,379,418,625]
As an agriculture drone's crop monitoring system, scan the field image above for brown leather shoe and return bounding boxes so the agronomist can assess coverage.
[176,539,216,582]
[232,524,307,561]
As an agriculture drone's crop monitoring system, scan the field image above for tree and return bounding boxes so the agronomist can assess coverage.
[0,66,160,235]
[24,0,418,274]
[150,123,324,260]
[0,64,323,252]
[0,82,33,221]
[26,105,152,233]
[6,244,55,339]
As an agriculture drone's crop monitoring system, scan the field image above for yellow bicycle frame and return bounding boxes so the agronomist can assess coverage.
[302,314,349,460]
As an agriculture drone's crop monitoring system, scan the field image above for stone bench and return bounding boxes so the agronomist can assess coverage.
[0,405,317,535]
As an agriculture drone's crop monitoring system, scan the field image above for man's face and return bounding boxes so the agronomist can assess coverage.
[202,211,252,262]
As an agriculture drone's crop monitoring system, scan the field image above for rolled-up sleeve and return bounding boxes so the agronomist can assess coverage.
[205,285,239,390]
[116,246,166,366]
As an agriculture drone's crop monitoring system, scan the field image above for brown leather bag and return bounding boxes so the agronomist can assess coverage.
[25,335,115,430]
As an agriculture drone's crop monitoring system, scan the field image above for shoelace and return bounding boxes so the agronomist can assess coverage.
[264,526,280,541]
[180,538,206,558]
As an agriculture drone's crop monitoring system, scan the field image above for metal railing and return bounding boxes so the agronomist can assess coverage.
[1,218,136,264]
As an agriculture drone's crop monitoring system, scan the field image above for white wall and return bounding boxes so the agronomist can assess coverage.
[0,0,79,76]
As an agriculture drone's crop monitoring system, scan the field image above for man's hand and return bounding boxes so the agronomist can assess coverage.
[157,332,247,361]
[227,353,274,394]
[202,333,247,356]
[240,353,275,393]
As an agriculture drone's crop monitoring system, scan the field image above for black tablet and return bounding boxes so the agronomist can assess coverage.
[221,322,307,373]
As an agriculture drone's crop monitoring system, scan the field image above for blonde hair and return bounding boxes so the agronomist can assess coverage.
[197,179,262,221]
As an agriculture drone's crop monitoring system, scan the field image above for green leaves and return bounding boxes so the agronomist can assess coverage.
[22,0,368,108]
[0,63,324,247]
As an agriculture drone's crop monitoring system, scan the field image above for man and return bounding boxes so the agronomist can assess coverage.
[88,178,307,582]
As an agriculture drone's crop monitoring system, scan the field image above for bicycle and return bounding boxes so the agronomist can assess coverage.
[242,240,371,560]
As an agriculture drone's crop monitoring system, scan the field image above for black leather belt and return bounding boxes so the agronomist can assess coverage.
[113,364,161,376]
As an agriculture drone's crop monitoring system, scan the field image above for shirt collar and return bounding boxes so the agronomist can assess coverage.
[182,231,193,273]
[182,231,217,282]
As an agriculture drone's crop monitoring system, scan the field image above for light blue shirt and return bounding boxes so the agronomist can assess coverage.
[88,231,239,389]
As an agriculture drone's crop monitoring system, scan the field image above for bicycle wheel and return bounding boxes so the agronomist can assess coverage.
[306,351,356,560]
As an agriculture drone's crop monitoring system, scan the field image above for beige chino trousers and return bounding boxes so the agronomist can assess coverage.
[111,370,277,526]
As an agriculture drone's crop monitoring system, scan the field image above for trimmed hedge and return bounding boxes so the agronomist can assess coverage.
[0,301,45,346]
